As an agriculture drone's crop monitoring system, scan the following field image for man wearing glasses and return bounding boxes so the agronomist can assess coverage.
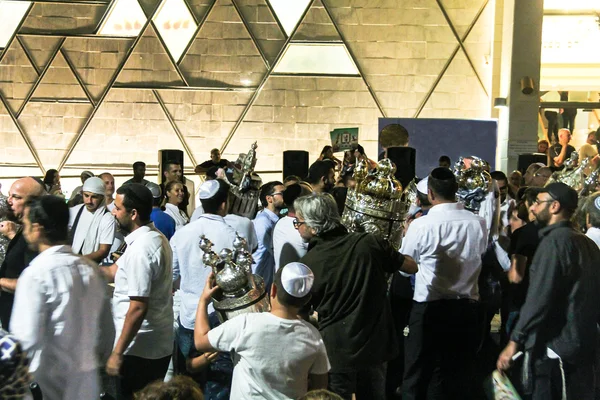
[497,182,600,399]
[252,181,285,291]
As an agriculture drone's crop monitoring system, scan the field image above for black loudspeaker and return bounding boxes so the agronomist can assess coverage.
[158,149,184,184]
[283,150,309,180]
[385,147,416,188]
[517,153,547,174]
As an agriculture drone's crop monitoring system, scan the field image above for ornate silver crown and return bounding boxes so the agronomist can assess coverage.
[199,233,269,322]
[341,158,410,250]
[453,156,492,212]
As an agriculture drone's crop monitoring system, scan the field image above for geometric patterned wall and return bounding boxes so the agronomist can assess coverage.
[0,0,494,181]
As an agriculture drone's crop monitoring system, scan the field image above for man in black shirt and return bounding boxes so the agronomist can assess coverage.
[550,128,576,171]
[194,148,231,174]
[295,193,417,400]
[0,177,45,328]
[498,182,600,400]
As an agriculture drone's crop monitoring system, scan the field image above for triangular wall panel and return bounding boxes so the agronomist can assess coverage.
[62,89,194,168]
[115,24,184,85]
[18,102,93,169]
[419,51,488,119]
[97,0,147,36]
[18,36,63,72]
[30,51,89,101]
[62,37,135,101]
[179,0,267,88]
[267,0,310,36]
[292,0,339,42]
[138,0,162,18]
[438,0,487,38]
[0,39,38,115]
[20,3,107,35]
[233,0,286,65]
[462,2,494,95]
[0,98,42,175]
[186,0,215,24]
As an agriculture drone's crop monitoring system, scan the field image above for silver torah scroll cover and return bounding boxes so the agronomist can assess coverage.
[199,233,270,322]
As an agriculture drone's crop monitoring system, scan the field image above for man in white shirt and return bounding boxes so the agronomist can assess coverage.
[69,177,116,263]
[103,184,174,399]
[10,195,114,399]
[170,179,257,376]
[400,167,487,400]
[194,262,330,399]
[273,183,310,271]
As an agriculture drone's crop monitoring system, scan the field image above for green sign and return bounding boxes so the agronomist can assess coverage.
[330,127,359,152]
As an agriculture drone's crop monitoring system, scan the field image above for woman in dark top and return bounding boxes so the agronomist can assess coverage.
[506,197,540,335]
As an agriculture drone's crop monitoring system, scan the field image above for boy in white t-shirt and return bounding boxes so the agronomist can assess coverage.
[194,262,330,400]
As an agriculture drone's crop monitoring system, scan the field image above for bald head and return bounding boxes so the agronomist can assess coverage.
[8,177,46,221]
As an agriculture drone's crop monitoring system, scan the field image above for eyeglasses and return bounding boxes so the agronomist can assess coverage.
[293,218,306,229]
[268,192,283,197]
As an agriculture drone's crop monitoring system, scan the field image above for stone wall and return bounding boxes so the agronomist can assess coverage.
[0,0,495,190]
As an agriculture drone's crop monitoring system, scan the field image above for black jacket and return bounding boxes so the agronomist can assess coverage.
[300,226,405,372]
[511,221,600,364]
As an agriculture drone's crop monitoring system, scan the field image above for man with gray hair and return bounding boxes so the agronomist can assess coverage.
[295,193,417,400]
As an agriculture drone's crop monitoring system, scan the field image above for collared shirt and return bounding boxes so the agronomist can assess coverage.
[113,223,173,359]
[252,208,279,289]
[511,221,600,363]
[400,202,487,302]
[68,204,116,255]
[272,216,308,271]
[586,226,600,249]
[10,245,114,399]
[170,214,257,330]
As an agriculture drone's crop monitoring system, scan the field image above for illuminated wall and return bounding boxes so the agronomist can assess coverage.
[0,0,495,188]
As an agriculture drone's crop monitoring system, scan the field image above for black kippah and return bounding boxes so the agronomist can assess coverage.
[430,167,455,181]
[122,183,153,206]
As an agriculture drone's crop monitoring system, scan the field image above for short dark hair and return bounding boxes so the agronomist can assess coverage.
[522,187,542,206]
[417,191,431,207]
[283,175,301,185]
[25,195,69,243]
[259,181,283,208]
[490,171,508,182]
[320,145,332,156]
[307,161,333,185]
[438,155,451,165]
[135,376,203,400]
[133,161,145,169]
[200,179,230,214]
[274,266,311,308]
[116,184,153,222]
[428,167,457,201]
[353,144,365,155]
[43,169,58,185]
[163,160,180,173]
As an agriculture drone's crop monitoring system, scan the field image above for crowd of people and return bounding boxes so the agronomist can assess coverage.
[0,129,600,400]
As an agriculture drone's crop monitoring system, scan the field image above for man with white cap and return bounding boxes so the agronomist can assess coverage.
[194,262,330,399]
[69,176,116,263]
[170,179,257,376]
[68,170,94,207]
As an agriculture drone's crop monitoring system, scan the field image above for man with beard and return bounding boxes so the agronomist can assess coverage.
[69,177,116,263]
[0,177,45,328]
[252,181,284,290]
[498,182,600,400]
[10,195,114,399]
[306,161,335,194]
[296,193,417,399]
[103,184,174,399]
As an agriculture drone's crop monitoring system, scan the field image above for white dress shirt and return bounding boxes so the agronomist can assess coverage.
[10,245,114,400]
[170,213,257,330]
[400,202,488,302]
[272,216,308,271]
[586,227,600,248]
[113,223,174,359]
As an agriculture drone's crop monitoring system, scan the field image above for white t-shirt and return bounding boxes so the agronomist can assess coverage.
[190,204,205,221]
[208,313,330,399]
[69,204,116,255]
[164,203,189,230]
[113,223,174,359]
[272,216,308,271]
[586,227,600,249]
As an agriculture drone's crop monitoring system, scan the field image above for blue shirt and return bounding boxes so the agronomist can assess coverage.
[151,208,176,240]
[252,209,279,291]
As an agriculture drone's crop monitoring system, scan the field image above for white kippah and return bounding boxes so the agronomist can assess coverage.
[416,177,428,195]
[281,262,314,298]
[82,177,106,195]
[199,180,219,200]
[594,196,600,211]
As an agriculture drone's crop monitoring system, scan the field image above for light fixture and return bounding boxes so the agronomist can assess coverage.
[493,97,507,108]
[520,77,535,95]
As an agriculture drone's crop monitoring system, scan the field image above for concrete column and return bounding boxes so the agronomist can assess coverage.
[495,0,544,173]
